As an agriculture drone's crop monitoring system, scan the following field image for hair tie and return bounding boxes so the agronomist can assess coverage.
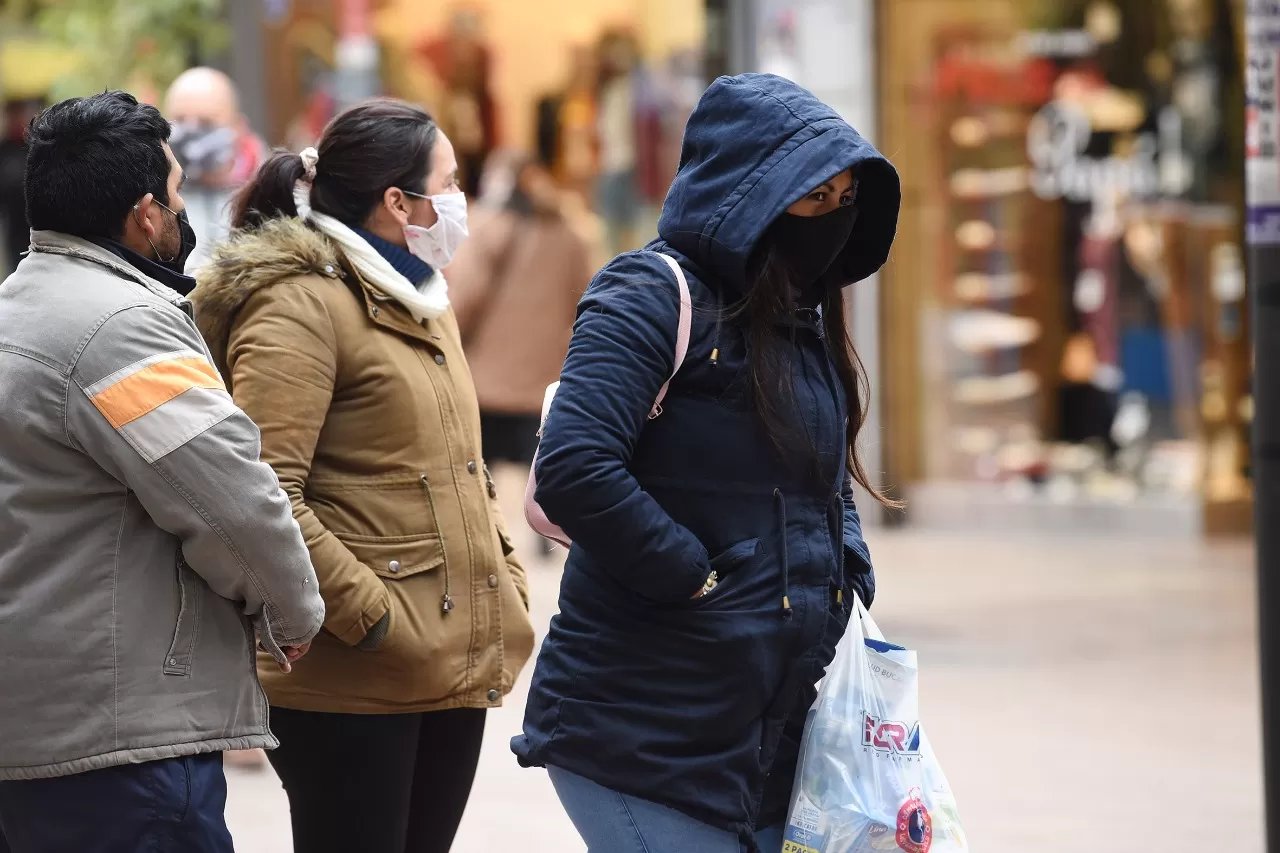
[299,147,319,181]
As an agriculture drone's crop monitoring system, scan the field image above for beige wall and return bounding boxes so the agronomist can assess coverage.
[376,0,703,153]
[638,0,705,63]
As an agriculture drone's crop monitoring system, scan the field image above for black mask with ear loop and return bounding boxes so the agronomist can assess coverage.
[134,200,198,273]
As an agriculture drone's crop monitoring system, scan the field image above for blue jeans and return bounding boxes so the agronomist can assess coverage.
[548,765,783,853]
[0,753,233,853]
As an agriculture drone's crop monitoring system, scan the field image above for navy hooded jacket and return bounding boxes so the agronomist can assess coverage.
[512,74,901,842]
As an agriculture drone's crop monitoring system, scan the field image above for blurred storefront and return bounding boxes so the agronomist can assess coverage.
[257,1,704,197]
[876,0,1250,535]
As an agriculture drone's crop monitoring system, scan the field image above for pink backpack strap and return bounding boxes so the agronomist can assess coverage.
[649,253,692,419]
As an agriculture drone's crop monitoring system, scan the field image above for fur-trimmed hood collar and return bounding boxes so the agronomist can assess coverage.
[191,217,341,377]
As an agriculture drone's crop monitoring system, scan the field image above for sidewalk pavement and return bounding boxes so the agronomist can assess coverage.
[227,525,1261,853]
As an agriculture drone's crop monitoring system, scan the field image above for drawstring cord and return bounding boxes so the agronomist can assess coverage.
[773,489,793,618]
[421,472,454,614]
[829,496,845,606]
[711,287,724,366]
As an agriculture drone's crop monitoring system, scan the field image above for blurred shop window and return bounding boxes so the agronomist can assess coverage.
[899,0,1248,511]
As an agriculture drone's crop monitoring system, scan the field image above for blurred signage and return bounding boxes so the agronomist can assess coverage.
[1028,102,1192,203]
[1015,29,1097,59]
[934,54,1056,105]
[1247,0,1280,244]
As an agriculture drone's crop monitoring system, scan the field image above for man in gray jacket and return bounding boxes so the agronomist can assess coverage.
[0,91,325,852]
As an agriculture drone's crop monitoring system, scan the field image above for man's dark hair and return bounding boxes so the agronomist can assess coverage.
[24,91,172,239]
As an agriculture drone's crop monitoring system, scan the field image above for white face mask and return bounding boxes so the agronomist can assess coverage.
[403,190,469,268]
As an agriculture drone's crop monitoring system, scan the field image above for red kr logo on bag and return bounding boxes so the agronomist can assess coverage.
[862,713,922,754]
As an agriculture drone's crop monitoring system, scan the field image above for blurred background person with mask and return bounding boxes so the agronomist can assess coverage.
[0,98,45,277]
[446,153,594,557]
[163,67,267,273]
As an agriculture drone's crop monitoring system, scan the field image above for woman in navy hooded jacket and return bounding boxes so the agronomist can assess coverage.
[513,74,900,852]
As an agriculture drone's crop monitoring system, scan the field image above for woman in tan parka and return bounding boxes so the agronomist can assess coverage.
[191,99,534,853]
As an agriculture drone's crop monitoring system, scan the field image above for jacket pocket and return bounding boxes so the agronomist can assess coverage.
[164,556,204,676]
[336,533,446,580]
[335,533,456,694]
[683,538,762,610]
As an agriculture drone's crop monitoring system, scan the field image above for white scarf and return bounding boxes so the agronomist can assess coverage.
[292,148,450,322]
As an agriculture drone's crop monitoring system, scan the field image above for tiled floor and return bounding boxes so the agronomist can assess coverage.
[226,525,1262,853]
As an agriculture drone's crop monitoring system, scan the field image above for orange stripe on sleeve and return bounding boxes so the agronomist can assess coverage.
[91,357,226,429]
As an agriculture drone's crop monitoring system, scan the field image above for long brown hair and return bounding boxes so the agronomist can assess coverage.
[737,244,900,509]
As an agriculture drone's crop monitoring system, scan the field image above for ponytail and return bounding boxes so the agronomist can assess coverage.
[230,149,307,230]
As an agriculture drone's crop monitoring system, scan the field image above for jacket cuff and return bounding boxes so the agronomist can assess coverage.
[355,610,392,650]
[843,546,875,609]
[333,593,391,647]
[654,543,713,603]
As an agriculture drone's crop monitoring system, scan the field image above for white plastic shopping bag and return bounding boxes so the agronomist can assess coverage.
[783,599,968,853]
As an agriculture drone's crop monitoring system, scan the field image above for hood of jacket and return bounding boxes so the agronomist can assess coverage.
[657,73,900,292]
[190,217,340,376]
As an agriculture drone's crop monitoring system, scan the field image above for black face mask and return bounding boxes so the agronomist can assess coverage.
[146,202,198,274]
[764,204,858,296]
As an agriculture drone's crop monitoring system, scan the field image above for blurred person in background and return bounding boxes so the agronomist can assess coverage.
[536,28,599,202]
[594,26,665,255]
[164,67,268,273]
[0,98,44,276]
[513,74,900,852]
[191,99,535,853]
[446,154,593,555]
[418,6,500,199]
[0,91,323,853]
